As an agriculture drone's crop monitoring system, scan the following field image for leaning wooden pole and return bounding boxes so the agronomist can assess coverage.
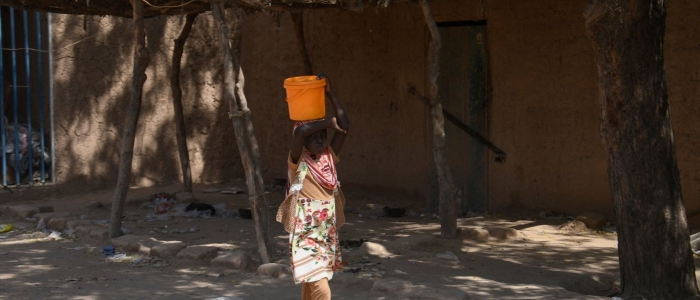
[420,0,458,238]
[229,6,274,252]
[212,3,271,264]
[291,12,312,75]
[170,13,198,193]
[585,0,699,298]
[109,0,151,239]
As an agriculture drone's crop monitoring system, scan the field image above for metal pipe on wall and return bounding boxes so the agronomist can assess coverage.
[9,7,20,185]
[22,10,32,184]
[36,11,45,183]
[0,7,5,187]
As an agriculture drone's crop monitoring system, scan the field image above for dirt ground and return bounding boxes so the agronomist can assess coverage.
[0,182,693,300]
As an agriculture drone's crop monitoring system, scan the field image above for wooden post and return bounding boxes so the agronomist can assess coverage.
[109,0,150,239]
[420,0,458,238]
[212,2,272,264]
[585,1,700,298]
[291,12,312,74]
[229,7,274,252]
[170,13,197,193]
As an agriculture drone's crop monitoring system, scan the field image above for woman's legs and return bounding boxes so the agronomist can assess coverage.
[301,278,331,300]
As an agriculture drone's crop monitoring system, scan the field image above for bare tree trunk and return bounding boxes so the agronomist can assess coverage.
[420,0,457,238]
[170,13,197,193]
[291,12,312,75]
[110,0,150,239]
[229,7,274,254]
[212,2,271,264]
[585,1,700,299]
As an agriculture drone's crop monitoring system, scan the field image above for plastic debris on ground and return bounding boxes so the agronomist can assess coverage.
[63,229,76,237]
[44,231,63,241]
[36,219,46,230]
[691,232,700,254]
[63,246,85,251]
[105,253,129,263]
[221,188,246,195]
[0,224,14,233]
[343,259,385,280]
[93,220,109,227]
[154,193,172,214]
[145,213,173,222]
[185,203,216,217]
[104,253,154,265]
[102,245,115,255]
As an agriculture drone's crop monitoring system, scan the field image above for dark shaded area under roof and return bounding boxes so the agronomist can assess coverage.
[0,0,387,18]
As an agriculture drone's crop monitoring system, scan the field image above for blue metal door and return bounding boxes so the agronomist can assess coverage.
[1,7,53,188]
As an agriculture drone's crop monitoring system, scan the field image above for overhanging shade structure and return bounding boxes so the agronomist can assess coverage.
[0,0,384,17]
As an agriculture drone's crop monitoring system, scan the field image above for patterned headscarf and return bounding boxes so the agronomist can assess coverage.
[292,120,338,191]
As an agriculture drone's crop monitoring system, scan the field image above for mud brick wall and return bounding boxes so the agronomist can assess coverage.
[46,0,700,219]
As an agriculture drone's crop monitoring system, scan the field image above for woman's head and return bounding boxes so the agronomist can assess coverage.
[304,129,327,155]
[294,119,327,155]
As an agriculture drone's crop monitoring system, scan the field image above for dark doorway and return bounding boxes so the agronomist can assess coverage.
[430,21,489,215]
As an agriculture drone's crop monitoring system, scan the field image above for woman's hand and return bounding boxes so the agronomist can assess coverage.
[329,117,346,133]
[318,73,333,95]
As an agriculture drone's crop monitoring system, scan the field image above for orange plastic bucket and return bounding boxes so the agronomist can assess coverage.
[284,76,326,121]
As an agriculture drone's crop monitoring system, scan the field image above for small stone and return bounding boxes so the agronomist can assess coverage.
[436,250,459,261]
[34,212,71,222]
[174,192,195,202]
[559,220,588,233]
[460,228,490,242]
[89,228,110,240]
[66,219,96,230]
[257,263,292,278]
[485,227,520,240]
[364,203,386,217]
[371,278,413,293]
[177,246,218,261]
[576,212,607,229]
[210,251,254,270]
[151,241,187,258]
[47,217,76,231]
[75,226,101,238]
[390,234,437,252]
[111,235,150,249]
[359,241,392,258]
[407,210,419,218]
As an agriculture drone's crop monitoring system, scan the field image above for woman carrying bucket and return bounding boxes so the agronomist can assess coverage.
[277,74,349,300]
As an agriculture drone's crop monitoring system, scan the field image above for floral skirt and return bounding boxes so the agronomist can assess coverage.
[289,198,343,284]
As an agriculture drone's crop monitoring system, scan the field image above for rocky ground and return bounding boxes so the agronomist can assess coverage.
[0,182,675,299]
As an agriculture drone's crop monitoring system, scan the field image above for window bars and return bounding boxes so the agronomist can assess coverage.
[1,8,54,188]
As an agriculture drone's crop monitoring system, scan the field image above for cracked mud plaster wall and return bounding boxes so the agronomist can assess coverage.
[49,0,700,219]
[52,13,242,190]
